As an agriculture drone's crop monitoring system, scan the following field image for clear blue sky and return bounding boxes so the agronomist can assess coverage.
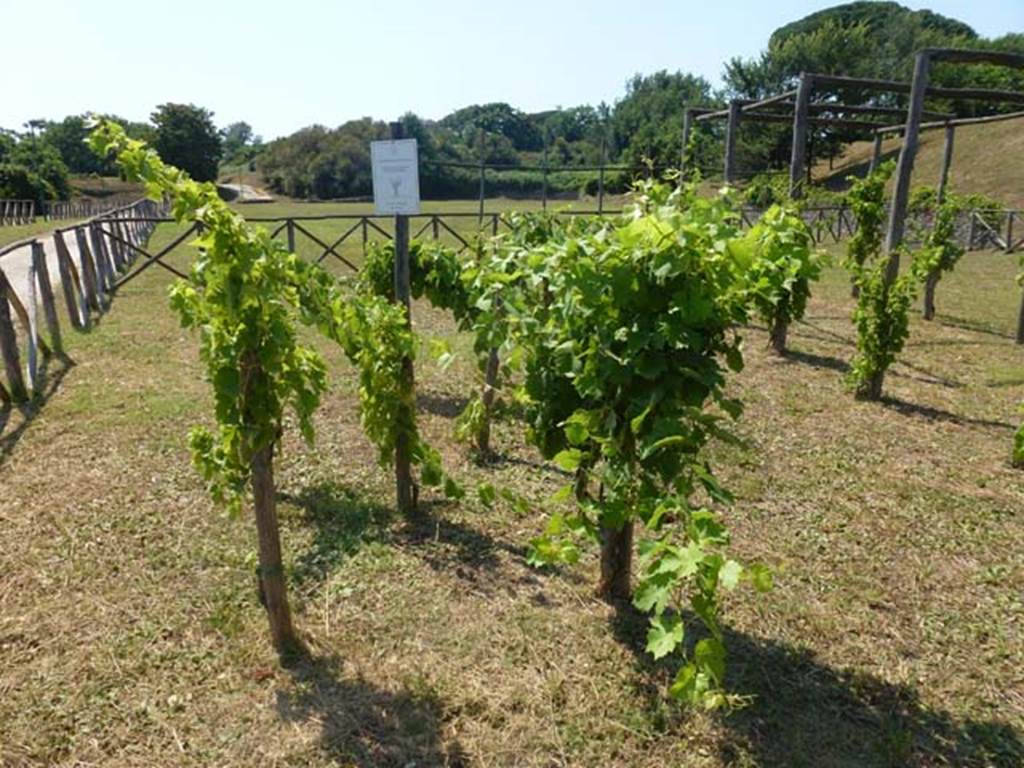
[4,0,1021,139]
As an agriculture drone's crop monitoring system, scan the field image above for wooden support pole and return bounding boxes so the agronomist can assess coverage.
[54,230,87,330]
[477,128,486,226]
[1007,212,1015,255]
[390,122,417,517]
[286,219,296,253]
[789,74,813,199]
[883,52,931,279]
[0,269,27,402]
[1016,286,1024,345]
[541,140,549,211]
[869,133,883,173]
[32,241,63,356]
[74,227,103,312]
[680,108,693,176]
[724,101,741,184]
[598,132,607,214]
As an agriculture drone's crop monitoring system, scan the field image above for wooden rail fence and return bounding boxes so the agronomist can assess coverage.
[4,199,1022,404]
[0,198,165,404]
[1,200,35,226]
[0,194,143,227]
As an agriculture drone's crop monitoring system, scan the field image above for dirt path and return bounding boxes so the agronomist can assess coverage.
[0,230,83,306]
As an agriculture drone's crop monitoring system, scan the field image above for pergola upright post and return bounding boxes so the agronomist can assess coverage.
[869,132,883,173]
[680,108,694,177]
[789,74,813,199]
[937,123,955,204]
[883,52,932,283]
[724,101,741,184]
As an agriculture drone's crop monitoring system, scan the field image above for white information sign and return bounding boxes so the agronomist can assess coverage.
[371,139,421,215]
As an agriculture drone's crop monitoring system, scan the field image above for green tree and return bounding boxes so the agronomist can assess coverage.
[151,103,223,182]
[612,71,714,173]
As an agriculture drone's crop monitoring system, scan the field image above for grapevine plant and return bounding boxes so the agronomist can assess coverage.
[88,120,330,655]
[844,161,895,298]
[728,204,822,354]
[513,180,772,708]
[89,121,458,655]
[918,194,967,321]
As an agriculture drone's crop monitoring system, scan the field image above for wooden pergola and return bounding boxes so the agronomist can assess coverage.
[683,48,1024,390]
[682,60,1024,201]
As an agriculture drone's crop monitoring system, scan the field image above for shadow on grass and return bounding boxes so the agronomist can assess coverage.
[610,607,1023,767]
[284,481,533,591]
[276,652,468,767]
[880,396,1013,431]
[937,314,1016,341]
[417,390,469,419]
[0,354,74,466]
[783,348,850,374]
[280,482,394,588]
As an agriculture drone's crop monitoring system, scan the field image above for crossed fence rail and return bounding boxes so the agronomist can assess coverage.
[1,200,1022,406]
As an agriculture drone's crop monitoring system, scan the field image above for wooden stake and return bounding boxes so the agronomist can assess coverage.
[869,133,883,173]
[32,242,63,356]
[0,269,27,402]
[54,230,87,330]
[391,122,417,516]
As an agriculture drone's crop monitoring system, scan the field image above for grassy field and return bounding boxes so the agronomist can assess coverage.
[1,215,1023,767]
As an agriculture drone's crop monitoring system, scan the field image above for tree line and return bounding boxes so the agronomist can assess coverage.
[6,2,1023,204]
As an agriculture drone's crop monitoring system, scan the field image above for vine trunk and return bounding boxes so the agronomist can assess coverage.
[598,521,633,601]
[251,443,301,658]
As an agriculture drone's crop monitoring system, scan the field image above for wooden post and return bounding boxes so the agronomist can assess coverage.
[680,108,693,177]
[0,269,28,402]
[789,74,813,199]
[390,122,417,516]
[937,124,955,205]
[724,101,741,184]
[869,133,883,173]
[32,242,63,356]
[286,219,296,253]
[1016,288,1024,345]
[74,227,103,311]
[597,132,607,215]
[477,128,486,226]
[54,230,87,329]
[1006,211,1015,254]
[967,212,977,251]
[90,224,114,293]
[541,139,549,211]
[866,51,931,399]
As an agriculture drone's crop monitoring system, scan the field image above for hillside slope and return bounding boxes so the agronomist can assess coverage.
[814,116,1024,209]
